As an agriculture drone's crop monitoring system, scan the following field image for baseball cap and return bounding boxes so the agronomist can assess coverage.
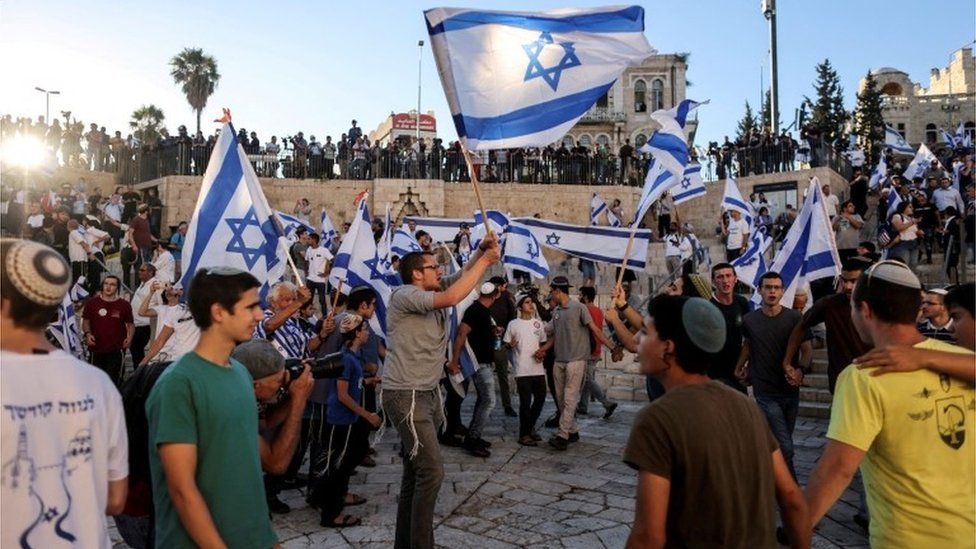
[232,340,284,380]
[480,282,496,295]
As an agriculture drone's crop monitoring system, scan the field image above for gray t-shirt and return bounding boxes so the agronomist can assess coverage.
[310,311,348,404]
[552,299,594,363]
[742,307,802,396]
[383,275,459,391]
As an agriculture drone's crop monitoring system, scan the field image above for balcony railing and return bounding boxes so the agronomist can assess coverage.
[579,107,627,123]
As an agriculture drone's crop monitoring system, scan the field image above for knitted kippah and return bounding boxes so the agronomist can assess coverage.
[868,260,921,290]
[682,298,725,354]
[3,239,71,306]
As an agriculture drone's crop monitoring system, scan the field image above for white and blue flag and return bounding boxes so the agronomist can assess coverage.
[953,122,966,147]
[425,6,655,150]
[48,277,89,358]
[868,153,887,189]
[502,221,550,279]
[632,158,672,226]
[885,189,903,222]
[671,163,706,205]
[590,193,609,225]
[403,216,472,244]
[275,210,315,242]
[638,99,705,180]
[440,247,480,390]
[517,216,651,269]
[940,128,957,147]
[391,229,423,258]
[328,195,396,338]
[762,181,841,306]
[178,122,290,302]
[732,237,768,289]
[721,176,755,221]
[319,208,338,249]
[902,142,938,180]
[884,126,915,156]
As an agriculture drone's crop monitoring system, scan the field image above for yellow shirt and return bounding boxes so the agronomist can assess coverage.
[828,338,975,549]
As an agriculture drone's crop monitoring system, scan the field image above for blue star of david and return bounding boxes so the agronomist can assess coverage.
[545,232,561,246]
[225,207,281,271]
[739,256,757,267]
[363,255,386,281]
[527,240,540,260]
[680,176,692,190]
[522,32,582,92]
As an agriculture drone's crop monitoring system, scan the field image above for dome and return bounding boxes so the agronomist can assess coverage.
[871,66,907,75]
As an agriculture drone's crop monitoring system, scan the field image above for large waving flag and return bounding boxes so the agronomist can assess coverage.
[638,99,705,179]
[517,216,652,269]
[632,158,672,226]
[275,210,315,242]
[391,229,423,258]
[327,194,395,337]
[503,221,550,279]
[671,163,706,205]
[868,153,887,189]
[425,6,655,150]
[884,126,915,156]
[179,122,290,301]
[590,193,609,225]
[48,277,89,358]
[732,237,768,289]
[902,143,938,180]
[762,181,841,306]
[721,176,754,221]
[319,208,338,248]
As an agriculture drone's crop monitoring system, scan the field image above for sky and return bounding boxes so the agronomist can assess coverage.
[2,1,974,148]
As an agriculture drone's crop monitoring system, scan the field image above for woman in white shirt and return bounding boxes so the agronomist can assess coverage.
[889,201,920,269]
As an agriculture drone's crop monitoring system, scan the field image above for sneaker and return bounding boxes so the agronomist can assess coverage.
[530,431,542,442]
[463,437,491,458]
[544,414,560,428]
[567,432,580,443]
[603,402,618,420]
[475,437,492,449]
[504,407,518,418]
[548,436,568,451]
[267,494,291,514]
[278,476,308,490]
[518,435,538,446]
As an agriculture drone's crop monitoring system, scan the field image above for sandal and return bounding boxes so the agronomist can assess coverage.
[344,493,367,506]
[321,514,362,528]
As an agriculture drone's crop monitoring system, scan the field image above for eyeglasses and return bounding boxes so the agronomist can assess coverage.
[421,265,440,271]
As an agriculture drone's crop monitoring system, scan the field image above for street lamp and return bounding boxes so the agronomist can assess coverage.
[417,40,425,143]
[34,86,61,123]
[761,0,779,132]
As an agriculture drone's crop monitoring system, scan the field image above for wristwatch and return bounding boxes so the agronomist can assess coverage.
[614,302,628,311]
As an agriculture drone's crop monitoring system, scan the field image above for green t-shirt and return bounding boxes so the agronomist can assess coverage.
[146,352,277,549]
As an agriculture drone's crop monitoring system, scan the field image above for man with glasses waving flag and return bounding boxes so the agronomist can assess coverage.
[178,116,294,302]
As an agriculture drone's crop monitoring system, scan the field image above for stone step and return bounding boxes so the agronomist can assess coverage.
[810,357,828,374]
[799,401,831,419]
[804,373,829,390]
[801,386,833,404]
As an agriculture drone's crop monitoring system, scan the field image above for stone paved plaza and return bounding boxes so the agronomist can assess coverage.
[110,399,871,548]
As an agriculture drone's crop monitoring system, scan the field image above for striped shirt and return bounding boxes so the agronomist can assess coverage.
[253,309,314,359]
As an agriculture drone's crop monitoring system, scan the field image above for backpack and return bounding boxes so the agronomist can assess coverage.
[119,360,173,516]
[877,220,900,249]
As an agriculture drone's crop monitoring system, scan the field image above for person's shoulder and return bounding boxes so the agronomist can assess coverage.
[917,338,974,356]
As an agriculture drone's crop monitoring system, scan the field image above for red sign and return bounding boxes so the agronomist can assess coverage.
[392,113,436,132]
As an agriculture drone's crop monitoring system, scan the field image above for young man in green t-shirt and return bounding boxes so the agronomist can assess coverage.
[146,267,278,548]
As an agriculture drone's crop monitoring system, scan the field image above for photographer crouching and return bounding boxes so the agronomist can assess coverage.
[230,340,314,514]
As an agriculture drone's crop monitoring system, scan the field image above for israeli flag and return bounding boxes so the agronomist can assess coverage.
[403,216,472,243]
[425,6,655,150]
[868,153,887,189]
[953,122,966,147]
[471,209,512,248]
[762,181,841,306]
[632,158,674,226]
[320,208,338,249]
[940,128,957,146]
[178,122,290,302]
[376,205,394,270]
[638,99,704,180]
[275,210,315,242]
[885,189,902,222]
[440,248,479,388]
[884,126,915,156]
[327,195,395,338]
[391,229,423,258]
[590,193,608,225]
[732,236,768,289]
[48,277,89,358]
[516,216,651,269]
[672,163,706,205]
[721,176,755,222]
[902,143,938,180]
[503,221,550,279]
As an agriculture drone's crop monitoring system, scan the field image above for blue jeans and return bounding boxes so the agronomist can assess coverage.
[307,280,327,313]
[468,364,496,439]
[755,392,799,479]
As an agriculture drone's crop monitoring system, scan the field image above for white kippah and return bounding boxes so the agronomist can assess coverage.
[3,239,71,306]
[868,261,921,289]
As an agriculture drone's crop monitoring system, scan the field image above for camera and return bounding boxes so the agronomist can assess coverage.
[284,352,345,381]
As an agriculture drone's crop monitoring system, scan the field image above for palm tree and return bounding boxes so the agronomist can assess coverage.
[169,48,220,134]
[130,105,165,147]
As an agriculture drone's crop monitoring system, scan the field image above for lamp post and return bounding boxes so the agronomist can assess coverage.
[34,86,61,123]
[417,40,425,143]
[761,0,779,132]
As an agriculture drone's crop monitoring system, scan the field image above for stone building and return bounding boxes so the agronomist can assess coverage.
[863,47,975,146]
[562,53,694,150]
[368,110,438,146]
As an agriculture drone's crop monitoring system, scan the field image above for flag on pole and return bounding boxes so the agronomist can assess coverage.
[638,99,705,180]
[391,229,423,258]
[885,189,903,222]
[377,205,394,271]
[440,247,479,390]
[632,158,673,226]
[590,193,608,225]
[902,143,938,180]
[721,176,754,221]
[502,221,550,278]
[731,237,768,289]
[48,278,89,358]
[274,210,315,242]
[516,216,652,269]
[953,122,966,147]
[868,153,887,189]
[320,208,338,248]
[940,128,957,147]
[762,181,841,306]
[178,122,290,302]
[425,6,655,150]
[884,126,915,156]
[671,163,706,205]
[327,194,396,337]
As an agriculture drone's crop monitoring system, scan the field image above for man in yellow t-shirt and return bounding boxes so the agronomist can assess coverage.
[805,261,975,549]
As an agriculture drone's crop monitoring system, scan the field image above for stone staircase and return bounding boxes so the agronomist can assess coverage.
[800,347,832,419]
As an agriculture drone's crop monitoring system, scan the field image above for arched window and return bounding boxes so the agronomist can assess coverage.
[925,123,938,144]
[634,80,647,113]
[579,134,593,147]
[596,134,610,147]
[562,135,575,147]
[651,79,665,111]
[880,82,903,96]
[965,121,975,143]
[635,133,648,147]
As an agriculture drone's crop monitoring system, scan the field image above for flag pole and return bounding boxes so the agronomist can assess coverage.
[616,226,639,288]
[331,279,343,311]
[459,143,493,236]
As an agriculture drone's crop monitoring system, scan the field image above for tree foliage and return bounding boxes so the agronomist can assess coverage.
[853,71,885,165]
[130,105,166,146]
[804,59,848,144]
[736,101,758,140]
[170,48,220,134]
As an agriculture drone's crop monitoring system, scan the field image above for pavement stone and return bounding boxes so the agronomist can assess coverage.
[107,400,869,548]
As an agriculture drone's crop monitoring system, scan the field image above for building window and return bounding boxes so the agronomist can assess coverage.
[634,80,647,113]
[925,123,937,143]
[651,79,665,111]
[880,82,903,96]
[579,134,592,147]
[897,123,906,138]
[562,135,575,148]
[596,134,610,147]
[596,92,609,108]
[965,121,975,142]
